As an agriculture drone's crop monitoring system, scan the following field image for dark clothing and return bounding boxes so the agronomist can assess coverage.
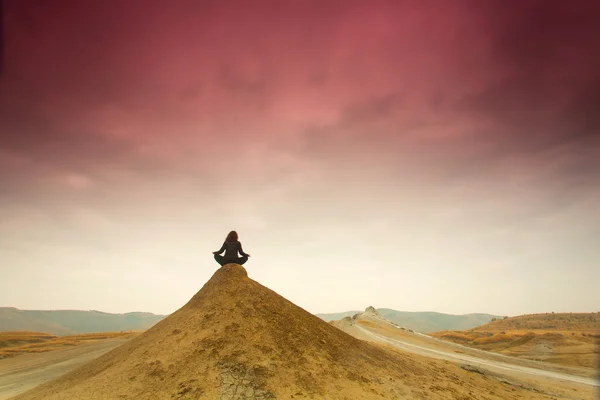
[214,253,248,266]
[213,240,249,265]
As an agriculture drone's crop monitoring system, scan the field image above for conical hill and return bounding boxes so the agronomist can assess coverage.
[13,264,440,399]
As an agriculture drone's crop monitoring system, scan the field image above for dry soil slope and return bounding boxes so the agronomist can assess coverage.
[10,265,434,399]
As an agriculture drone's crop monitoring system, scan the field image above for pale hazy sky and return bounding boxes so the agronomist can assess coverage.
[1,0,599,317]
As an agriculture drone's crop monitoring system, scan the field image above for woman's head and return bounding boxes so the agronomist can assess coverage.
[225,230,238,242]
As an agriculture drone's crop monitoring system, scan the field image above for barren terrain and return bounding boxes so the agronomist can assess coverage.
[0,335,135,400]
[3,269,598,399]
[430,313,599,368]
[332,308,599,400]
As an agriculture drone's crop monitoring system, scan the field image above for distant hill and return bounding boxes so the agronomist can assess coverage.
[317,308,501,333]
[0,307,166,336]
[466,312,600,333]
[314,310,360,322]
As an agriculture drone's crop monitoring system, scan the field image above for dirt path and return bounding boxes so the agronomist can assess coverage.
[356,325,599,388]
[0,337,133,400]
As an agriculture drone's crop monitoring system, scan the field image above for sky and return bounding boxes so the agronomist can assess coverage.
[1,0,599,317]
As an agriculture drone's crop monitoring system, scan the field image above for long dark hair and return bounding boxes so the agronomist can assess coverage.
[225,230,238,242]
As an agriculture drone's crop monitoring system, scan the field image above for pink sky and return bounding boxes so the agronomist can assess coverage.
[1,0,598,316]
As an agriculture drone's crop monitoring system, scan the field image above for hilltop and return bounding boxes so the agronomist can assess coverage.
[12,264,554,400]
[432,313,600,368]
[318,308,499,332]
[0,308,165,336]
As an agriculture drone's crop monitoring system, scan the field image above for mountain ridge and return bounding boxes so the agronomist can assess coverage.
[0,307,166,336]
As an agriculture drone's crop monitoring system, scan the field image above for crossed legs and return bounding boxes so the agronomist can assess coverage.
[214,254,248,266]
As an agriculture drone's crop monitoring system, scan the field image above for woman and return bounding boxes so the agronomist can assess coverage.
[213,230,251,266]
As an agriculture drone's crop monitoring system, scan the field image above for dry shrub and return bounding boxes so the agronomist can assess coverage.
[440,333,471,343]
[0,331,56,348]
[472,333,512,345]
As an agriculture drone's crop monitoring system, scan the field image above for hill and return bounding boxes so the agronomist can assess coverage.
[12,264,548,400]
[432,313,600,368]
[466,312,599,333]
[314,310,360,322]
[0,308,165,335]
[318,308,500,332]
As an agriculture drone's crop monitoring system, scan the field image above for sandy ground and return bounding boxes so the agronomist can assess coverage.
[0,336,134,400]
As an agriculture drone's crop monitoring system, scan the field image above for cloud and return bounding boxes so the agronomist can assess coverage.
[462,1,600,144]
[0,0,598,314]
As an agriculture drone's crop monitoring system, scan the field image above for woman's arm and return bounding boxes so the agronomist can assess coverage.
[238,241,250,257]
[213,242,226,255]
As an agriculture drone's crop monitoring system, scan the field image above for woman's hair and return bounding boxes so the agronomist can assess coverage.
[225,230,238,242]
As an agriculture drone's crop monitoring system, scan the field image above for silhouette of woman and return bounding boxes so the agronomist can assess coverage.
[213,231,251,266]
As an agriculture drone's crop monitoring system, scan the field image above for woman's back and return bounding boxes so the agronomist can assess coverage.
[224,241,240,257]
